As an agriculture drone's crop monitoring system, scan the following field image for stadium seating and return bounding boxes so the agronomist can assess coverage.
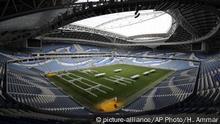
[158,60,193,70]
[1,44,220,118]
[159,59,220,114]
[0,64,6,107]
[0,55,10,107]
[1,0,220,122]
[6,65,89,115]
[123,67,198,112]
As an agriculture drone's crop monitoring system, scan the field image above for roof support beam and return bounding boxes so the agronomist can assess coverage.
[168,9,199,39]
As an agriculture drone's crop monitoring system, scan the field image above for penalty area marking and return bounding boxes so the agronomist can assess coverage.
[57,74,98,97]
[57,72,114,97]
[69,73,113,91]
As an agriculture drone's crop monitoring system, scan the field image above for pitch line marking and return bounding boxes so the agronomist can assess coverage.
[59,72,113,96]
[57,74,98,97]
[70,73,114,91]
[104,77,127,86]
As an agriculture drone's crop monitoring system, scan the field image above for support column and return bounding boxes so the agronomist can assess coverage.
[201,41,207,52]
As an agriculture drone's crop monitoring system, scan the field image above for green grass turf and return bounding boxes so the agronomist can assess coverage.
[48,64,173,111]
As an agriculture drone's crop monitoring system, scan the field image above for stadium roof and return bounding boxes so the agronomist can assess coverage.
[72,10,173,37]
[0,0,219,50]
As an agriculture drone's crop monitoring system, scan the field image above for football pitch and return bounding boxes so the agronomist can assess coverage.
[48,64,173,112]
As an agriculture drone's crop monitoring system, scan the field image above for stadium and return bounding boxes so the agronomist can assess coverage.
[0,0,219,124]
